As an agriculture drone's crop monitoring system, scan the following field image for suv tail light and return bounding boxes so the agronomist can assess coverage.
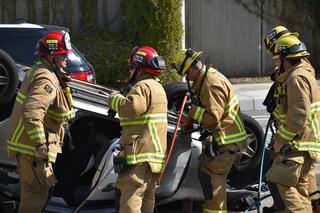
[70,70,96,84]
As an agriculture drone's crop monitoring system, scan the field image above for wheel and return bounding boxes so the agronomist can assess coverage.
[227,113,264,188]
[164,82,265,188]
[164,82,189,111]
[0,49,18,107]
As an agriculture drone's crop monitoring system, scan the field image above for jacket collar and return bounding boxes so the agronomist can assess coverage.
[135,72,156,83]
[277,62,304,83]
[37,58,55,71]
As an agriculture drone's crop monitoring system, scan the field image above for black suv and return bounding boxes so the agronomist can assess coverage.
[0,22,96,83]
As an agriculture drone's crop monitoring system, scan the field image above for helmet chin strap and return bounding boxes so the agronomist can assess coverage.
[279,59,285,74]
[128,68,140,85]
[52,56,72,83]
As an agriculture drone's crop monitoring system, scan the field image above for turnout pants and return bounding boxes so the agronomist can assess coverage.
[116,163,157,213]
[17,154,56,213]
[198,143,239,212]
[267,149,319,212]
[266,151,315,213]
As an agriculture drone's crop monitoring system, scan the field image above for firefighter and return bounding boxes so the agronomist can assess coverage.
[6,31,75,212]
[108,46,168,213]
[265,34,320,212]
[264,26,319,213]
[264,25,315,81]
[173,49,247,212]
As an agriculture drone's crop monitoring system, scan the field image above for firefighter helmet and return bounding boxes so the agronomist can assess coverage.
[273,35,310,59]
[173,48,203,76]
[264,26,299,56]
[35,31,73,56]
[129,46,166,75]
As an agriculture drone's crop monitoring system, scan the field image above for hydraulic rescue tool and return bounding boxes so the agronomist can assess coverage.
[157,94,189,184]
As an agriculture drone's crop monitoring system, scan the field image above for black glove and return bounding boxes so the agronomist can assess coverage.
[204,140,219,159]
[199,129,212,141]
[280,143,292,162]
[108,109,117,118]
[112,145,130,175]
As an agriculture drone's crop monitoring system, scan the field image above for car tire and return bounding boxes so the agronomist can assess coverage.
[227,113,265,188]
[0,49,18,107]
[163,82,265,188]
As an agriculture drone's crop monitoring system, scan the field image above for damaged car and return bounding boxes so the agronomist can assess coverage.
[0,48,265,212]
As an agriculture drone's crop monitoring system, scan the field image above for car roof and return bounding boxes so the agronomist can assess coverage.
[0,23,69,32]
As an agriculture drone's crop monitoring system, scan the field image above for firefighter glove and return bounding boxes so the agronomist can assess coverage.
[205,140,219,159]
[112,144,130,175]
[280,143,292,162]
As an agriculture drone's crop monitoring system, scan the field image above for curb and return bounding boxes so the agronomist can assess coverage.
[234,83,272,112]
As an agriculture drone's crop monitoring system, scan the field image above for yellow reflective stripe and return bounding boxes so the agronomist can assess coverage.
[126,153,166,165]
[310,112,320,141]
[46,39,58,44]
[292,141,320,152]
[136,51,147,56]
[223,95,247,144]
[272,106,286,123]
[277,86,282,95]
[203,208,227,213]
[272,108,280,120]
[120,113,167,126]
[216,131,247,145]
[65,87,74,108]
[229,111,245,132]
[47,109,75,122]
[311,102,320,114]
[236,113,245,132]
[27,128,45,140]
[7,141,57,163]
[277,125,297,141]
[11,118,24,143]
[148,123,163,153]
[36,60,43,65]
[114,96,121,111]
[111,95,122,112]
[192,106,205,123]
[15,92,26,104]
[225,95,238,114]
[225,95,245,132]
[308,102,320,142]
[26,68,33,77]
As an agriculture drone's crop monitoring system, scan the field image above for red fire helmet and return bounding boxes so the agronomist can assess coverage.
[35,31,73,56]
[129,46,166,75]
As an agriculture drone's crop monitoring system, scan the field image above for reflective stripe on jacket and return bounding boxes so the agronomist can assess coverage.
[272,58,315,125]
[203,208,227,213]
[189,65,247,146]
[6,59,74,163]
[108,75,168,173]
[275,62,320,161]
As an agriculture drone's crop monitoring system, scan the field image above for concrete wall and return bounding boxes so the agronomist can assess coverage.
[185,0,262,77]
[0,0,122,32]
[186,0,320,78]
[0,0,318,78]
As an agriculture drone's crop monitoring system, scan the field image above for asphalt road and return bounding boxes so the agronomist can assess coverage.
[43,110,274,213]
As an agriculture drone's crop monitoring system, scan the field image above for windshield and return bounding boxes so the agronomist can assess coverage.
[0,28,89,69]
[66,50,87,68]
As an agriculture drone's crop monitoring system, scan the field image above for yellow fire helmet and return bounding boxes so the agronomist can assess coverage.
[173,48,203,76]
[264,26,299,56]
[273,34,310,59]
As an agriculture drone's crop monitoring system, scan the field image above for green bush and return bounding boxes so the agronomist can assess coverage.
[73,0,183,88]
[122,0,183,83]
[73,28,131,88]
